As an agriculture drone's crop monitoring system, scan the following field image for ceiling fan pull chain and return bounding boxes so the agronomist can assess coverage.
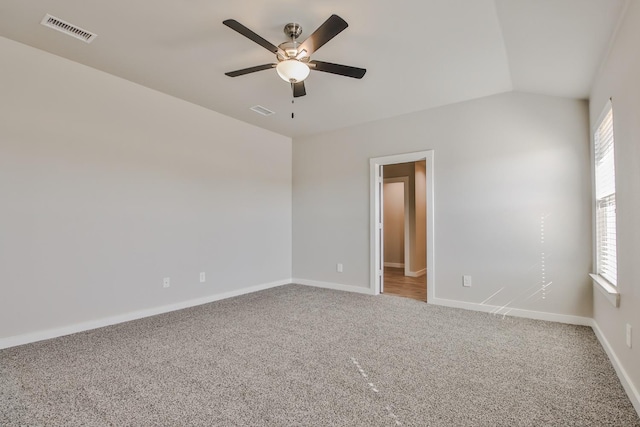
[291,84,295,119]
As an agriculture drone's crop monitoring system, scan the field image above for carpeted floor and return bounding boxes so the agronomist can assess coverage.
[1,284,638,426]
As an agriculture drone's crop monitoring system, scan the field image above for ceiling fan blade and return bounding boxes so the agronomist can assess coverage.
[299,15,348,55]
[309,60,366,79]
[223,19,281,54]
[225,64,276,77]
[292,81,306,98]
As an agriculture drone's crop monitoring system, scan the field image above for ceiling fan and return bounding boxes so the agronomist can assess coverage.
[223,15,366,98]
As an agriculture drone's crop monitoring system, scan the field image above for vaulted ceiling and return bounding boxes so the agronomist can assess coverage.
[0,0,628,137]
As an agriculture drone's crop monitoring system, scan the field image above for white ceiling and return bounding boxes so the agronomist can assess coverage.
[0,0,628,137]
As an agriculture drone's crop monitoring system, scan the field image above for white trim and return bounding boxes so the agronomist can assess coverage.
[590,273,620,308]
[372,163,382,294]
[384,262,405,268]
[430,297,592,326]
[293,278,376,295]
[0,279,290,350]
[592,320,640,416]
[407,268,426,278]
[370,150,434,302]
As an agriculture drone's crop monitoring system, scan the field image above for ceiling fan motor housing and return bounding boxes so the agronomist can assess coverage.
[277,41,308,62]
[277,23,308,62]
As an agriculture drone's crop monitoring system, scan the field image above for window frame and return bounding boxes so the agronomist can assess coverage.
[590,100,619,307]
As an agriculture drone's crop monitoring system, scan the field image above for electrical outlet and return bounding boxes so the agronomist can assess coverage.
[463,275,472,287]
[337,263,343,273]
[627,324,632,349]
[163,277,170,288]
[199,272,206,283]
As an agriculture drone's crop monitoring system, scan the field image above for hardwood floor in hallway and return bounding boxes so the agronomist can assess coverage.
[383,267,427,302]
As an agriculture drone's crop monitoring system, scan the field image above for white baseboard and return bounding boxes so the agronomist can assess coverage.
[591,320,640,416]
[430,297,593,326]
[406,268,426,278]
[384,262,404,268]
[293,278,375,295]
[0,279,291,350]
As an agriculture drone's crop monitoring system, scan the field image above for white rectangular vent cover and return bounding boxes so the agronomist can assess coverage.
[40,14,97,43]
[250,105,275,116]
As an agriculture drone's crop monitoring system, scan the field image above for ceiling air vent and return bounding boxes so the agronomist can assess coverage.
[40,14,97,43]
[250,105,275,116]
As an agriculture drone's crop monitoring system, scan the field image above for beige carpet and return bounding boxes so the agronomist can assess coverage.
[1,284,638,426]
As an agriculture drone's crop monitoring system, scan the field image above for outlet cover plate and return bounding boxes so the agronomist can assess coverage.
[463,275,472,287]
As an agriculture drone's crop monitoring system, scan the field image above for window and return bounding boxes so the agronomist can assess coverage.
[594,102,617,285]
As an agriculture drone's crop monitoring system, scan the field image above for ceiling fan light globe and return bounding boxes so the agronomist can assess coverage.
[276,60,310,83]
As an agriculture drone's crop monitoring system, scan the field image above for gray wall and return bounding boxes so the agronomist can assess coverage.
[589,0,640,405]
[293,91,592,318]
[0,37,292,339]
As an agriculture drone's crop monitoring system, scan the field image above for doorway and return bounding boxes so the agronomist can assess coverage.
[382,177,409,274]
[370,151,434,302]
[383,165,426,302]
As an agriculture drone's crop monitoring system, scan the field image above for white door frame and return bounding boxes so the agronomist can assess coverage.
[370,151,434,302]
[383,177,410,276]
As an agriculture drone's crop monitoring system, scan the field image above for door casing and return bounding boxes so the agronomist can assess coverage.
[370,151,434,301]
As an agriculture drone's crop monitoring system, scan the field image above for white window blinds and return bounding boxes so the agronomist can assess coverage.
[594,102,617,285]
